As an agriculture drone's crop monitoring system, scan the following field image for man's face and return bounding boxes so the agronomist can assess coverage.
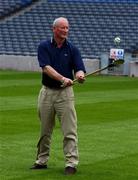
[53,20,69,40]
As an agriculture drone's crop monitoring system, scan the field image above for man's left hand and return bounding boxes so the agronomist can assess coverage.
[75,71,85,83]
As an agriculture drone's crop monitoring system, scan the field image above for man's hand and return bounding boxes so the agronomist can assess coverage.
[75,71,85,83]
[61,77,73,87]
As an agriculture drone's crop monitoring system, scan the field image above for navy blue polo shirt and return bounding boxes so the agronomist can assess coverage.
[38,38,86,88]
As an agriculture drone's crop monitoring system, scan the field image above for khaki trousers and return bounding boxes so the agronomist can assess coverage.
[36,86,79,167]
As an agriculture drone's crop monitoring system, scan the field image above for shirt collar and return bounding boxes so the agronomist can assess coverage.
[51,37,68,47]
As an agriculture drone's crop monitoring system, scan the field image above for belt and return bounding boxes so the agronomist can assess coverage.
[43,85,63,90]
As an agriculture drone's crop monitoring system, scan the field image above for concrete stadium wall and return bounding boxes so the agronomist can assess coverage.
[83,58,100,73]
[129,61,138,77]
[0,55,100,73]
[0,55,41,71]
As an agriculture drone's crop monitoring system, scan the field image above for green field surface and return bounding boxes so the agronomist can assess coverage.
[0,70,138,180]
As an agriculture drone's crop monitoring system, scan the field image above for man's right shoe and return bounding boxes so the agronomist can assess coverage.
[30,163,47,170]
[65,166,77,175]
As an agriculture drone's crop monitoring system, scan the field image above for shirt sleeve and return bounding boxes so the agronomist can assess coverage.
[37,41,51,68]
[72,46,86,73]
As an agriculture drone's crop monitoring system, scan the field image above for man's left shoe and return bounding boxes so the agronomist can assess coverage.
[30,163,47,170]
[65,166,77,175]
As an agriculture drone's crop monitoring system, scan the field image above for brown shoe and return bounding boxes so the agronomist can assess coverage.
[30,163,47,170]
[65,166,77,175]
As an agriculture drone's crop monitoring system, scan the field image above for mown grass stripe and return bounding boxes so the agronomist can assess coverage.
[1,88,138,111]
[0,79,40,87]
[75,89,138,104]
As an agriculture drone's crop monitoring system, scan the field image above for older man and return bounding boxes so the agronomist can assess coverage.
[31,17,86,175]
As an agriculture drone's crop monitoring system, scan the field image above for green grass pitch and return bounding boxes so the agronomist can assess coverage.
[0,70,138,180]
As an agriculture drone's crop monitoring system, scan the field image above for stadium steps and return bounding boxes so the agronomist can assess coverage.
[0,0,138,58]
[0,0,41,22]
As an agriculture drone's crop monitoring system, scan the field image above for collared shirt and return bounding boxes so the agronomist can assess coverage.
[38,38,86,89]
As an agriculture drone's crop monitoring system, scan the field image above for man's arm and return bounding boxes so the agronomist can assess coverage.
[42,65,73,87]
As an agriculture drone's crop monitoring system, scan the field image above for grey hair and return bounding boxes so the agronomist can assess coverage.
[52,17,69,27]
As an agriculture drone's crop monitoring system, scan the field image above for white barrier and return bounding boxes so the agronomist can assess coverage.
[0,55,100,73]
[129,61,138,77]
[0,55,41,71]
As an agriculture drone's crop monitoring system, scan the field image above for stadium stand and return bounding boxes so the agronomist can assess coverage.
[0,0,34,19]
[0,0,138,59]
[48,0,138,2]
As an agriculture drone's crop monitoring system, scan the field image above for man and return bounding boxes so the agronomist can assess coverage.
[31,17,86,175]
